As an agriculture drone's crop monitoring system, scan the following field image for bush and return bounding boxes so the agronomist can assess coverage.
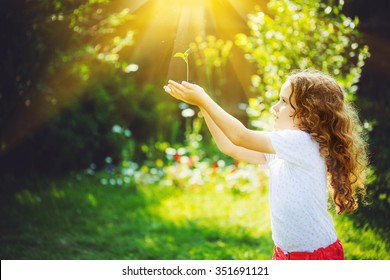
[235,0,369,129]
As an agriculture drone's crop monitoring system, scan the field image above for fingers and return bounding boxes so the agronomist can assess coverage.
[164,82,183,101]
[168,80,194,91]
[181,81,193,89]
[167,80,183,94]
[164,80,194,103]
[164,85,179,98]
[168,80,181,86]
[168,80,186,93]
[163,85,171,93]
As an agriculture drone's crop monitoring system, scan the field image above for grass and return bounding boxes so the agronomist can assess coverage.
[0,174,389,260]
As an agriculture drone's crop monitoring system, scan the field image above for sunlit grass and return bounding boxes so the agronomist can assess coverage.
[0,175,388,260]
[333,215,390,260]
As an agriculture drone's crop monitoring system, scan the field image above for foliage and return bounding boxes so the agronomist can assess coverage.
[235,0,369,130]
[189,36,233,99]
[1,172,389,259]
[356,89,390,225]
[0,0,134,129]
[0,0,179,176]
[0,0,388,251]
[92,104,250,192]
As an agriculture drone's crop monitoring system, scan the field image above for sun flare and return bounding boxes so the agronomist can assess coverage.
[128,0,262,83]
[2,0,261,154]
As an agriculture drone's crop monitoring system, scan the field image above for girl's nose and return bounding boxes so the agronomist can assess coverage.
[271,102,279,113]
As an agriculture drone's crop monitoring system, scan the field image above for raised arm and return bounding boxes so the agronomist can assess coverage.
[164,80,275,154]
[200,108,266,164]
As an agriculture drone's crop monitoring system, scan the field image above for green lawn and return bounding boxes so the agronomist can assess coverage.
[0,175,389,260]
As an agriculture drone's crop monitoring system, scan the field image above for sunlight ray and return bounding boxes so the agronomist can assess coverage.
[128,1,183,82]
[226,0,268,21]
[1,58,94,154]
[1,0,260,155]
[168,6,206,81]
[229,51,254,99]
[126,0,149,13]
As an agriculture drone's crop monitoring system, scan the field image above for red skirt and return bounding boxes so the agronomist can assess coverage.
[272,240,344,260]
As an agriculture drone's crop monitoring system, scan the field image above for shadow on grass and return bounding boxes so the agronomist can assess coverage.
[0,176,273,260]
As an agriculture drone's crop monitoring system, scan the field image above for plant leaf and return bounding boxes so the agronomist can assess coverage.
[174,52,185,58]
[174,52,188,63]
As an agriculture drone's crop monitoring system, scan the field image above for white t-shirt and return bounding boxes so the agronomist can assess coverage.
[261,129,337,253]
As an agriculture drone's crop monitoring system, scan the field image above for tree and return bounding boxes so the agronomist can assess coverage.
[235,0,369,130]
[0,0,137,175]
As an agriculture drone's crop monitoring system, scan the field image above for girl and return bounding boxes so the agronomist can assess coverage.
[163,69,368,260]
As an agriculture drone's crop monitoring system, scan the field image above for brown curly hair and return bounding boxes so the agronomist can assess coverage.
[287,70,368,214]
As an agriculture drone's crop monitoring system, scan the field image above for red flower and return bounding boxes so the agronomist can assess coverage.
[211,161,218,176]
[173,153,181,162]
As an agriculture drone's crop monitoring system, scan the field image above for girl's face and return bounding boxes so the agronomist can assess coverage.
[271,80,300,130]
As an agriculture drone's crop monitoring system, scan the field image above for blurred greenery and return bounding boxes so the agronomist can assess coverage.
[0,0,389,260]
[189,36,233,99]
[236,0,369,130]
[1,174,388,259]
[0,0,179,175]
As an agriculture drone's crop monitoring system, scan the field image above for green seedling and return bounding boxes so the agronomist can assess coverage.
[174,48,192,82]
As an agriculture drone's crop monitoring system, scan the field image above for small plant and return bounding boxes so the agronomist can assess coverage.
[174,48,192,82]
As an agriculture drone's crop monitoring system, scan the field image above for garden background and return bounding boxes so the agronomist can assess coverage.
[0,0,389,260]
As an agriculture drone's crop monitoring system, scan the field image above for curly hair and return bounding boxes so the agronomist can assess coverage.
[287,70,368,214]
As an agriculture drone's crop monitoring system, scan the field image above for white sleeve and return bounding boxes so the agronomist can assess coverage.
[268,130,316,166]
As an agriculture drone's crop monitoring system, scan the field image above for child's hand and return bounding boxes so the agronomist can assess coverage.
[163,80,207,106]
